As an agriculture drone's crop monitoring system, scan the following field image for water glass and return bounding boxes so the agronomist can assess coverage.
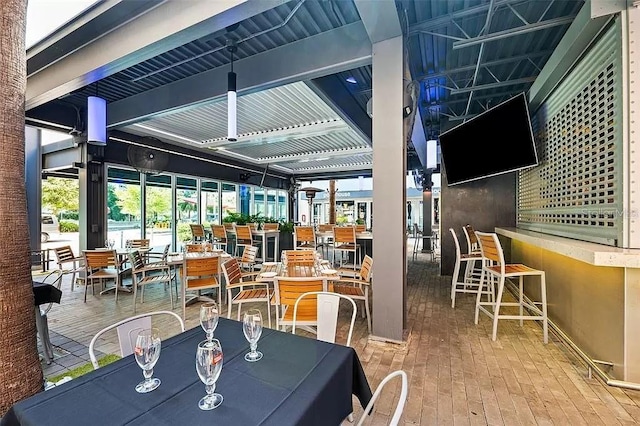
[243,309,263,362]
[195,339,224,410]
[134,328,162,393]
[200,302,219,344]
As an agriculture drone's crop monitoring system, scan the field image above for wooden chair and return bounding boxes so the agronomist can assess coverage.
[234,224,259,257]
[355,224,366,233]
[474,231,548,343]
[334,255,373,333]
[294,226,317,251]
[292,291,357,346]
[246,222,259,231]
[53,245,84,291]
[190,223,206,242]
[262,223,279,231]
[88,311,184,370]
[282,249,317,277]
[211,224,228,252]
[449,228,485,308]
[185,243,211,253]
[128,250,175,313]
[182,255,221,320]
[237,245,258,272]
[83,249,121,302]
[462,224,481,254]
[221,258,271,327]
[333,226,360,271]
[126,239,150,249]
[273,276,328,332]
[146,243,171,266]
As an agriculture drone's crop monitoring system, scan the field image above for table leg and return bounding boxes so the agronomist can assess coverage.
[275,235,279,262]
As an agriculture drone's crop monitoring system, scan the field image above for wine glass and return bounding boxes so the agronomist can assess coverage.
[200,302,219,345]
[195,339,224,410]
[133,328,161,393]
[243,309,263,362]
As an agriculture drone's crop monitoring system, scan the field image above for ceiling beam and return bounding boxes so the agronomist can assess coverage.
[354,0,402,43]
[449,76,536,94]
[452,15,576,49]
[26,0,285,110]
[107,21,372,128]
[256,147,372,164]
[407,0,516,36]
[306,75,372,144]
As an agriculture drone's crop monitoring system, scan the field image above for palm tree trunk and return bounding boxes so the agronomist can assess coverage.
[0,0,44,416]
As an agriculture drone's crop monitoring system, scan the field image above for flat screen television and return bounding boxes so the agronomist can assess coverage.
[439,92,538,186]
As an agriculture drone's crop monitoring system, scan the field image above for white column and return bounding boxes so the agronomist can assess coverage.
[371,36,406,342]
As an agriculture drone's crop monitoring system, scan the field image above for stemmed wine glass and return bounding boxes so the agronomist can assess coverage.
[104,238,115,249]
[133,328,162,393]
[195,339,224,410]
[200,302,219,345]
[243,309,263,362]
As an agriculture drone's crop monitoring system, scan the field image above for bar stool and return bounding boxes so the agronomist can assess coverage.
[449,228,486,308]
[474,231,548,343]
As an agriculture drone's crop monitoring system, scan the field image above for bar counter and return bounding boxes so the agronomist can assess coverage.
[494,227,640,383]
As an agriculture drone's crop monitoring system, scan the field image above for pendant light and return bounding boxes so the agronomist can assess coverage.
[227,40,238,141]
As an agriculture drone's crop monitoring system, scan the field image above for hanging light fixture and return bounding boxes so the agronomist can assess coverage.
[226,40,238,141]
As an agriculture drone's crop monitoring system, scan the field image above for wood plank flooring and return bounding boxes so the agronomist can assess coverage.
[38,251,640,425]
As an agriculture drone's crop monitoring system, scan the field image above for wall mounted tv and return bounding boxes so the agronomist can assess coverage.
[439,92,538,186]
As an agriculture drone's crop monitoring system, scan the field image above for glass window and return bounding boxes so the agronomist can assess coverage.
[254,188,266,218]
[201,181,220,225]
[266,190,276,219]
[221,183,237,221]
[177,176,197,246]
[107,167,141,247]
[277,191,287,221]
[145,174,173,248]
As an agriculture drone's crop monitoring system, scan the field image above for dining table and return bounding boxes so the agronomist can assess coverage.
[1,317,372,426]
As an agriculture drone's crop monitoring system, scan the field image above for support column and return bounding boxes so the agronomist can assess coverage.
[371,36,406,342]
[25,126,41,252]
[329,180,336,224]
[79,144,107,251]
[421,189,433,253]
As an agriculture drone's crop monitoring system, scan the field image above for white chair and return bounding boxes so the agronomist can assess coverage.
[474,231,548,343]
[357,370,408,426]
[449,228,485,308]
[292,291,357,347]
[88,311,184,370]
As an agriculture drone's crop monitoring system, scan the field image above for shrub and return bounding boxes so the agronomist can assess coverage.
[177,223,192,242]
[59,220,79,232]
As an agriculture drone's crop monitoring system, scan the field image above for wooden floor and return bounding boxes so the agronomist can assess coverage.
[40,251,640,425]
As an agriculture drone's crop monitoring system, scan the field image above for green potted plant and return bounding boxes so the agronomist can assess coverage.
[277,220,295,252]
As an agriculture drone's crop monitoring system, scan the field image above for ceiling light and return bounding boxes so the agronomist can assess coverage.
[227,40,238,142]
[346,76,357,84]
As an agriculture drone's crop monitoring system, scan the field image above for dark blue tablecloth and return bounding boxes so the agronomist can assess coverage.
[2,318,371,426]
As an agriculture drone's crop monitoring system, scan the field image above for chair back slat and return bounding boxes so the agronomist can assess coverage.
[275,277,325,307]
[223,222,234,230]
[294,226,315,242]
[212,225,227,240]
[359,255,373,281]
[221,258,242,286]
[283,250,316,266]
[190,224,205,238]
[235,225,252,242]
[54,246,76,264]
[475,232,504,264]
[184,256,219,289]
[185,243,206,253]
[355,224,366,233]
[333,226,356,244]
[318,224,334,233]
[263,223,279,231]
[463,225,479,253]
[128,250,146,271]
[84,250,118,269]
[126,239,150,249]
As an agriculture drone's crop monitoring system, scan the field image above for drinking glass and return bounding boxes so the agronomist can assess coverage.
[243,309,263,362]
[200,302,219,345]
[134,328,161,393]
[195,339,224,410]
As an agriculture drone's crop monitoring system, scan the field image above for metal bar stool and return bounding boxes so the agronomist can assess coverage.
[474,231,548,343]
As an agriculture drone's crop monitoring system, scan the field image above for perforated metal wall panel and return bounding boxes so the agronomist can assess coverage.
[518,21,622,246]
